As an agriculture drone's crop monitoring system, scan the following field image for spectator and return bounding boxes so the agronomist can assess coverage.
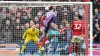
[27,13,32,19]
[34,16,39,22]
[13,25,22,42]
[65,23,72,43]
[48,24,60,42]
[36,23,39,29]
[24,15,30,22]
[0,8,7,19]
[11,17,16,22]
[75,12,82,19]
[29,20,35,27]
[94,8,100,18]
[1,20,12,42]
[37,11,43,20]
[93,17,100,42]
[24,23,29,30]
[11,17,16,31]
[78,5,84,17]
[16,19,21,26]
[62,19,68,26]
[72,7,77,13]
[48,24,60,54]
[56,6,63,25]
[59,25,65,34]
[16,12,21,19]
[6,12,12,20]
[62,8,69,19]
[21,15,30,24]
[10,7,16,17]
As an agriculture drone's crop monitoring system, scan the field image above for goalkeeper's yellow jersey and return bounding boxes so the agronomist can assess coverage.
[22,28,39,38]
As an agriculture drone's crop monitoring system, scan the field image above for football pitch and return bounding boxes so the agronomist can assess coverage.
[0,54,86,56]
[17,54,85,56]
[18,54,72,56]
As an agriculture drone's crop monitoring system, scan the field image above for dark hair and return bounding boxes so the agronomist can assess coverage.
[95,17,99,19]
[74,16,79,19]
[49,6,54,10]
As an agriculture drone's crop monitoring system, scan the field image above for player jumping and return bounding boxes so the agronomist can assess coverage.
[21,24,42,55]
[39,6,57,43]
[69,16,85,56]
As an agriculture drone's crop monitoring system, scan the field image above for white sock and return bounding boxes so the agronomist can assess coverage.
[68,54,72,56]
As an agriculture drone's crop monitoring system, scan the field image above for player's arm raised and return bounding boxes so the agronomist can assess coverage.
[22,30,28,39]
[37,29,39,37]
[21,30,28,43]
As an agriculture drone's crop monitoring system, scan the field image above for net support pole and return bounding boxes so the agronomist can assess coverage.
[85,0,90,56]
[84,4,89,56]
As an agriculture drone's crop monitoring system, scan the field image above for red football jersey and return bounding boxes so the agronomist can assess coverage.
[41,15,46,27]
[72,20,85,36]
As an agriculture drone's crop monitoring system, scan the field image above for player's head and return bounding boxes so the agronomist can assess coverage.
[30,20,35,27]
[74,16,79,21]
[25,23,29,29]
[49,6,54,10]
[31,24,36,30]
[36,24,39,28]
[60,25,64,29]
[94,17,99,22]
[45,6,54,11]
[51,23,58,29]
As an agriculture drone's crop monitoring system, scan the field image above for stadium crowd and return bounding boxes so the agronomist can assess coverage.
[92,0,100,43]
[0,4,84,42]
[0,4,85,54]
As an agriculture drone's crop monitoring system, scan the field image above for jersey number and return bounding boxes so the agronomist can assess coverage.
[46,13,50,18]
[74,24,82,30]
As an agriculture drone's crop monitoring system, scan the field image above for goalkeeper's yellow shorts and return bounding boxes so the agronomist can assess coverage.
[25,36,39,43]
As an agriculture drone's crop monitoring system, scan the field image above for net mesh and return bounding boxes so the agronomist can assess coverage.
[0,2,90,56]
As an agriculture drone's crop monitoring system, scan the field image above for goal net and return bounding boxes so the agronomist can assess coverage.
[0,1,91,56]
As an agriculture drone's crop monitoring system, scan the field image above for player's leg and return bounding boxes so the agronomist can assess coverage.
[42,36,49,49]
[79,37,86,55]
[39,25,50,42]
[33,36,42,54]
[21,37,31,53]
[69,42,73,56]
[40,27,49,50]
[69,37,79,56]
[74,43,79,56]
[73,36,83,56]
[69,37,75,54]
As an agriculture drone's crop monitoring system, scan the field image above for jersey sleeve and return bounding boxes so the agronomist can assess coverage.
[22,29,29,38]
[36,29,39,37]
[41,15,46,26]
[41,15,46,22]
[52,15,57,24]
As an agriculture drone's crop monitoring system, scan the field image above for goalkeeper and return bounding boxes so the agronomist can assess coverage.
[21,24,42,54]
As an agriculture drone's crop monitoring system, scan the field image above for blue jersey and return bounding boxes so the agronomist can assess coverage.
[44,11,57,26]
